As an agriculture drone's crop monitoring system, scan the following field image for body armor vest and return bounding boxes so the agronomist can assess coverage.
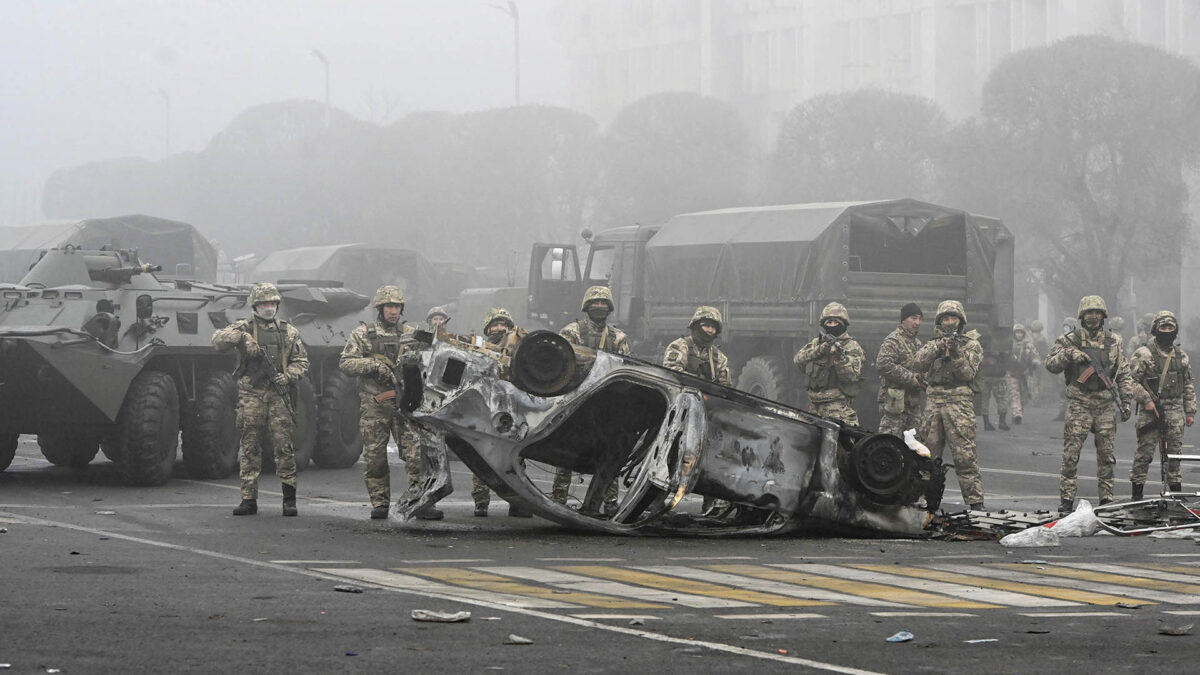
[366,325,404,366]
[803,344,862,398]
[1145,347,1186,399]
[1065,331,1113,392]
[577,321,609,350]
[252,318,287,371]
[981,352,1006,377]
[685,342,717,381]
[928,338,976,391]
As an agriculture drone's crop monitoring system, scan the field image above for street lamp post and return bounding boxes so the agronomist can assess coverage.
[158,88,171,155]
[492,1,520,105]
[311,49,330,128]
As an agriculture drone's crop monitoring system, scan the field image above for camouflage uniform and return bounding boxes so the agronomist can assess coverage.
[662,306,732,386]
[875,321,924,436]
[1006,324,1041,419]
[977,334,1010,427]
[553,286,630,506]
[1045,296,1144,509]
[212,283,310,504]
[338,286,438,513]
[1129,311,1197,492]
[1127,313,1155,359]
[793,302,864,426]
[472,308,533,516]
[1028,320,1049,403]
[913,300,985,508]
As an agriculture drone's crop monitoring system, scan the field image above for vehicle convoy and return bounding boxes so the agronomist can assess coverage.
[400,328,944,536]
[524,199,1015,429]
[0,247,372,482]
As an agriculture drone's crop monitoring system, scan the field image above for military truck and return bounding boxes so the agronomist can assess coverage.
[526,199,1015,428]
[0,247,369,482]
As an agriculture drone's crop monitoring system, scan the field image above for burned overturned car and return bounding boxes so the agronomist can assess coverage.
[402,329,945,537]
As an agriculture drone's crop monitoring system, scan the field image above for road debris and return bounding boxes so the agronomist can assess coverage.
[964,639,998,644]
[886,631,914,643]
[411,609,471,623]
[333,584,364,593]
[503,634,534,645]
[1158,622,1194,636]
[629,618,645,626]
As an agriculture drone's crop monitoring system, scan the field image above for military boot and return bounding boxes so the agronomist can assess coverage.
[282,484,298,517]
[1013,415,1022,425]
[967,502,985,512]
[998,413,1010,431]
[1058,499,1074,515]
[233,499,258,516]
[508,503,533,518]
[1131,483,1144,501]
[370,504,389,520]
[983,416,996,431]
[415,505,445,521]
[474,502,489,517]
[1169,482,1183,493]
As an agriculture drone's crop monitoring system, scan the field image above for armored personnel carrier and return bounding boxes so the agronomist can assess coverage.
[0,247,369,484]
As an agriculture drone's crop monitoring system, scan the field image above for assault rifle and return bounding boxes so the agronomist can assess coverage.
[244,346,296,420]
[1067,332,1127,420]
[818,332,842,354]
[372,329,434,414]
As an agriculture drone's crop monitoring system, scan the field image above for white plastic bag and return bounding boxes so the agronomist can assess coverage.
[1000,526,1061,547]
[902,429,931,458]
[1047,499,1100,537]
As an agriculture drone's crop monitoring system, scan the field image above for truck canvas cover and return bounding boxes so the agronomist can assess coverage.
[253,243,440,303]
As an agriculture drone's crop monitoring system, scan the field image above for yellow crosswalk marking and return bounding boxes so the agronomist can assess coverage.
[556,566,832,607]
[1125,562,1200,576]
[850,564,1151,607]
[989,563,1200,595]
[398,567,668,609]
[708,564,998,609]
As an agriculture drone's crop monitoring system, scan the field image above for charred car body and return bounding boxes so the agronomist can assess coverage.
[403,329,945,536]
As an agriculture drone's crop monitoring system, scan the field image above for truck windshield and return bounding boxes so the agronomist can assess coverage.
[586,245,616,285]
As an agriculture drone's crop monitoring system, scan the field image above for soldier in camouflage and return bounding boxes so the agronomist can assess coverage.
[977,332,1011,431]
[212,282,310,517]
[662,306,732,386]
[912,300,986,510]
[339,286,443,520]
[1005,323,1041,425]
[876,303,925,436]
[1127,313,1156,358]
[1028,319,1049,404]
[793,302,865,425]
[474,308,533,518]
[1045,295,1144,513]
[425,306,450,330]
[1053,317,1079,421]
[553,286,630,512]
[1128,311,1197,499]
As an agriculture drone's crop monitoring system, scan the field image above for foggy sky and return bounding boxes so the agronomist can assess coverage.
[0,0,569,190]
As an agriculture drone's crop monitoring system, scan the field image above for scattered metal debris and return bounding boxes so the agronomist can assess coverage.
[1158,622,1194,636]
[503,634,534,645]
[411,609,471,623]
[333,584,364,594]
[886,631,914,643]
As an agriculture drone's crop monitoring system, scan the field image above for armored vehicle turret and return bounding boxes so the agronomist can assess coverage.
[0,247,370,484]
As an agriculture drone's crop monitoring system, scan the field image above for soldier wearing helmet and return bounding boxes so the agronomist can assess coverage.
[212,282,310,517]
[662,306,732,386]
[912,300,986,510]
[553,286,630,512]
[1046,295,1146,513]
[339,286,443,521]
[1005,323,1041,426]
[977,331,1011,432]
[472,308,533,518]
[875,302,926,436]
[793,302,865,425]
[1127,310,1197,499]
[1128,312,1156,356]
[425,306,450,330]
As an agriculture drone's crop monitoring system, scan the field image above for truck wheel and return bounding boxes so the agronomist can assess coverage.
[314,370,362,469]
[114,370,181,486]
[736,356,789,402]
[181,371,238,479]
[261,377,317,474]
[37,432,100,468]
[0,434,18,471]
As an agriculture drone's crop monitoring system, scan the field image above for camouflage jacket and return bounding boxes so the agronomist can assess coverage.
[912,327,983,402]
[875,325,924,401]
[1130,341,1197,414]
[663,336,732,386]
[1010,337,1042,373]
[1046,328,1145,405]
[1029,333,1049,359]
[560,318,630,356]
[212,316,309,390]
[339,320,418,396]
[793,333,865,402]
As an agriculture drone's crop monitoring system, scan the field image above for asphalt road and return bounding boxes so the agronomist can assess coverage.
[3,399,1200,674]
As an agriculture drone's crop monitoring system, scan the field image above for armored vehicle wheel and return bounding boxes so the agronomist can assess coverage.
[114,370,181,486]
[314,370,362,469]
[37,432,100,468]
[263,377,317,473]
[736,356,788,402]
[181,371,238,479]
[0,434,17,471]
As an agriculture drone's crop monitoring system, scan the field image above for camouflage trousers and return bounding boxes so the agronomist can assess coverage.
[236,384,296,500]
[878,408,922,437]
[1060,396,1118,503]
[472,474,491,508]
[919,397,983,505]
[980,376,1009,416]
[359,394,431,508]
[1131,402,1187,486]
[1004,374,1024,417]
[551,467,619,506]
[811,396,859,426]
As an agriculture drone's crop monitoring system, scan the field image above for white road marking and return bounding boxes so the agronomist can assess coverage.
[322,568,580,609]
[870,612,978,617]
[1055,562,1200,584]
[634,566,912,608]
[715,613,825,620]
[774,564,1079,608]
[665,556,756,561]
[0,509,882,674]
[570,614,662,620]
[536,557,626,562]
[271,560,359,564]
[1018,612,1128,618]
[401,558,495,564]
[1150,554,1200,558]
[1162,610,1200,615]
[474,566,754,608]
[933,564,1200,604]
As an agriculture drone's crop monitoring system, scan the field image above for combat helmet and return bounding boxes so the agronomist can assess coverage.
[1139,312,1156,333]
[1029,319,1044,333]
[483,307,515,332]
[426,306,450,324]
[820,302,850,326]
[1013,323,1026,337]
[689,306,723,334]
[1152,310,1179,333]
[934,300,967,325]
[1063,317,1078,331]
[581,285,615,312]
[248,282,281,307]
[1108,316,1125,332]
[372,285,406,309]
[1077,295,1108,319]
